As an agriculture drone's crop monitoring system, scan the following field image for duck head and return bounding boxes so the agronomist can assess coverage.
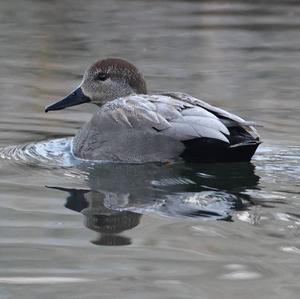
[45,58,147,112]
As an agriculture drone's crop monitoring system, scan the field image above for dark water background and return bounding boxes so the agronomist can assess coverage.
[0,0,299,298]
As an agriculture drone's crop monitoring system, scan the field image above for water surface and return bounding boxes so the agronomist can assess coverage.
[0,1,299,298]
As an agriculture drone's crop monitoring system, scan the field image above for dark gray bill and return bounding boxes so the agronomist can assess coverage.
[45,87,91,112]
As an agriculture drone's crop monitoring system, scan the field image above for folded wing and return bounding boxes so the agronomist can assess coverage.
[96,94,230,143]
[161,92,260,141]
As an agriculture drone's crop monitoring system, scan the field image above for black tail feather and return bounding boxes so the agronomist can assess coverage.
[181,138,260,163]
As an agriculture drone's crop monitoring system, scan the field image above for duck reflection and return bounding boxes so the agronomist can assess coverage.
[82,194,141,246]
[48,162,260,246]
[51,186,141,246]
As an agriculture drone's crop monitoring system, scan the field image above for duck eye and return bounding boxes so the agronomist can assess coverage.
[95,73,108,81]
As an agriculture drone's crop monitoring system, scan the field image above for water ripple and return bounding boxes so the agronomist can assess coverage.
[0,138,76,169]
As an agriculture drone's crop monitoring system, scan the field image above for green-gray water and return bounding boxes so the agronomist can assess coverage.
[0,1,299,298]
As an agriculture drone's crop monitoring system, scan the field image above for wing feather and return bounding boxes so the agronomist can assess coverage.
[161,92,256,125]
[173,115,230,135]
[161,92,260,140]
[96,94,231,143]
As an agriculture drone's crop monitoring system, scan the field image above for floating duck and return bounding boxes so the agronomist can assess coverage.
[45,58,261,163]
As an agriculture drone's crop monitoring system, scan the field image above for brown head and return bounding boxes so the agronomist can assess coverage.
[45,58,147,112]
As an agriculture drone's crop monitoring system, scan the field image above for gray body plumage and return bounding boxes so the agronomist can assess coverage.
[72,92,260,163]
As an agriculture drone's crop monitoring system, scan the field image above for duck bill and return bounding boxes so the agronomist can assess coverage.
[45,87,91,112]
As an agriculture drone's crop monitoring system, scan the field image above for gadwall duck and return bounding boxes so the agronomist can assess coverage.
[45,58,261,163]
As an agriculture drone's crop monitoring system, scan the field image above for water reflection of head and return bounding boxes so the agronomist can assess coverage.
[49,186,142,246]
